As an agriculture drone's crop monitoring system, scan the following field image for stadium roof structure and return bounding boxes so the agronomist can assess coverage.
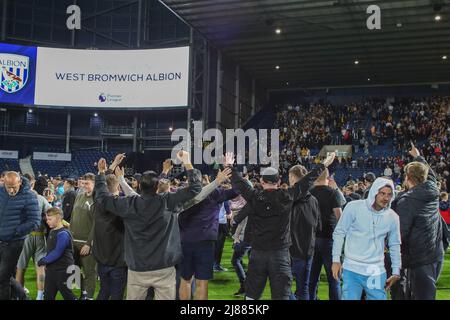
[160,0,450,89]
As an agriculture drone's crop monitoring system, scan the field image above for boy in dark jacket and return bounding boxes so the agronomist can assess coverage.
[37,207,76,300]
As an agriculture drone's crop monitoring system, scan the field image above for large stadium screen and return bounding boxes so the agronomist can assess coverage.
[0,43,190,108]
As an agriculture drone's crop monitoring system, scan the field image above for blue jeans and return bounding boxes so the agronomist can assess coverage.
[342,269,387,300]
[231,241,251,284]
[97,263,127,300]
[309,237,341,300]
[290,256,313,300]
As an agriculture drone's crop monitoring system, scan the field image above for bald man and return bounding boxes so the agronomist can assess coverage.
[0,172,40,300]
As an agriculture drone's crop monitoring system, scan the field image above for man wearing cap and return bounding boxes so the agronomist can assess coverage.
[224,152,336,300]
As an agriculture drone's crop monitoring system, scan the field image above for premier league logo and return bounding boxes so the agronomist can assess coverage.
[99,93,106,102]
[0,53,29,94]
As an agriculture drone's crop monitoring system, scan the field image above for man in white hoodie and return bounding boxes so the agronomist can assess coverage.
[331,177,401,300]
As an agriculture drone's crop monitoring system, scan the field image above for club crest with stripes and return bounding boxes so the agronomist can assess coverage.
[0,53,29,94]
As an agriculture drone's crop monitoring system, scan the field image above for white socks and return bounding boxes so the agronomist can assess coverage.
[36,290,44,300]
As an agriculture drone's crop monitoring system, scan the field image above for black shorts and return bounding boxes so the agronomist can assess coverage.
[180,241,215,281]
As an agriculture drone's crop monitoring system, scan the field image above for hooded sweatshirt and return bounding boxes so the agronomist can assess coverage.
[332,178,401,276]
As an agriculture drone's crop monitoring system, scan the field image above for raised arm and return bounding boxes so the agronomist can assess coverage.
[290,153,335,201]
[94,159,132,218]
[115,166,139,197]
[166,151,202,211]
[224,152,256,203]
[182,168,232,211]
[409,143,437,184]
[291,164,325,200]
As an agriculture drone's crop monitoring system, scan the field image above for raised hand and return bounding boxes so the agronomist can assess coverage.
[216,167,232,184]
[409,142,420,158]
[177,150,191,165]
[114,166,125,178]
[98,158,107,173]
[323,152,336,168]
[162,159,173,174]
[224,152,235,166]
[110,153,126,170]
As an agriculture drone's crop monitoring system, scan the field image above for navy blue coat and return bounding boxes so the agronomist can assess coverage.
[179,188,238,243]
[0,177,41,242]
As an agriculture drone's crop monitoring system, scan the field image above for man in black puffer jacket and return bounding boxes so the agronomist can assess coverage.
[288,164,321,301]
[391,144,444,300]
[0,172,40,300]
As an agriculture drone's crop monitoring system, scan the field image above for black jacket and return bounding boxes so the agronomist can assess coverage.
[229,164,324,251]
[94,169,202,272]
[392,156,443,269]
[92,198,126,268]
[62,189,77,222]
[290,192,321,260]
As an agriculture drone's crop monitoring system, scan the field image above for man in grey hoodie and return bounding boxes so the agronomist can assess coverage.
[332,177,402,300]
